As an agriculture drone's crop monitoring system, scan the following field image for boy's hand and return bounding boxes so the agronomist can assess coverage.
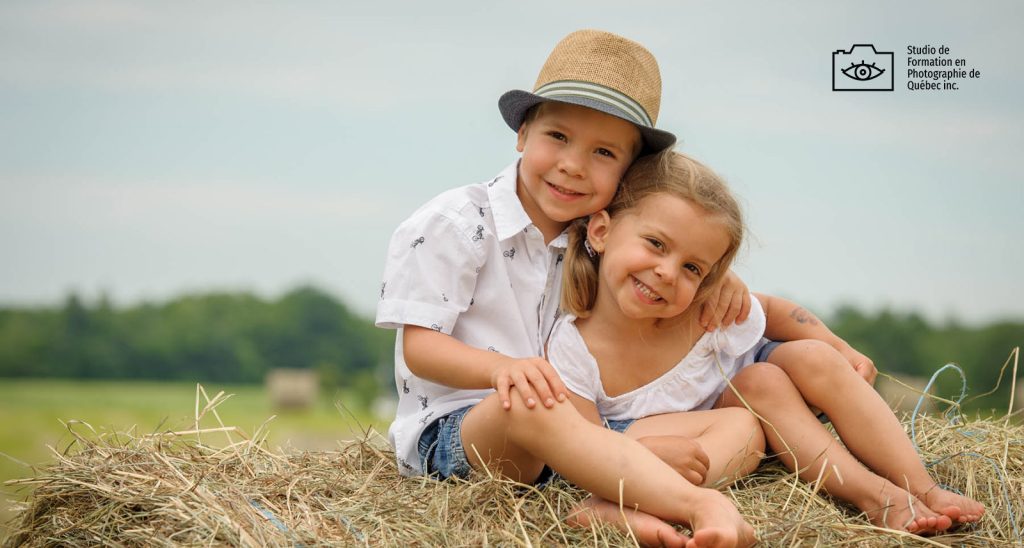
[490,357,568,410]
[837,344,877,385]
[636,435,709,486]
[699,270,751,332]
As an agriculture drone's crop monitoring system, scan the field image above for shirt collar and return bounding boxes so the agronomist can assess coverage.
[549,230,569,249]
[487,160,570,249]
[487,161,533,242]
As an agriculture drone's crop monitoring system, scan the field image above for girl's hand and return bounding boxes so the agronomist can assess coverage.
[838,345,877,385]
[699,270,751,331]
[490,357,568,410]
[636,435,710,485]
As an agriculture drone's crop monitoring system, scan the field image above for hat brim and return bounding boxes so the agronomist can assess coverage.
[499,89,676,155]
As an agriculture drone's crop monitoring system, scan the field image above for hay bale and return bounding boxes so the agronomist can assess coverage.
[3,412,1023,546]
[265,368,318,410]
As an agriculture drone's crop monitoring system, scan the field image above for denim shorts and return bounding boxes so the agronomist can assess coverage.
[417,405,474,480]
[754,340,783,363]
[604,417,636,434]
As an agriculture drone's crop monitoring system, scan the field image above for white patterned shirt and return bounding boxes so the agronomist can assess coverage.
[547,296,768,420]
[376,162,567,476]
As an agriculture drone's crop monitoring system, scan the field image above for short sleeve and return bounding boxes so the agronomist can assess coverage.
[376,210,484,335]
[710,293,767,356]
[545,316,600,402]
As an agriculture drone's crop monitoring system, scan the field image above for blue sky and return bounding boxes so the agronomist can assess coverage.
[1,1,1021,324]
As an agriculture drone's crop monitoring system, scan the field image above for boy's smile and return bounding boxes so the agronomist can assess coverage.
[588,194,731,325]
[515,102,640,243]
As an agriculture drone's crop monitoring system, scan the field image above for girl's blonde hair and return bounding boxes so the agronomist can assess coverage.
[562,149,745,317]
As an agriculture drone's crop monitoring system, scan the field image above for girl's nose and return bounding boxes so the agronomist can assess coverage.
[653,259,675,282]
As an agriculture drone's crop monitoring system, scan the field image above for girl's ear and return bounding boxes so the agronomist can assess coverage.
[587,210,612,253]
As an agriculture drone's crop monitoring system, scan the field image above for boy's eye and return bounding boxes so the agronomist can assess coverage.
[547,131,567,142]
[596,148,616,159]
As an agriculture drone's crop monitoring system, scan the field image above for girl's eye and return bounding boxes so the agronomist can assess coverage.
[596,147,616,159]
[645,237,663,250]
[684,263,702,276]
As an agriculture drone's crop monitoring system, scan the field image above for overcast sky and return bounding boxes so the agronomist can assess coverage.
[0,1,1021,325]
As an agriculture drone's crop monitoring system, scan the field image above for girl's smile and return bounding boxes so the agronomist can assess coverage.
[631,276,663,303]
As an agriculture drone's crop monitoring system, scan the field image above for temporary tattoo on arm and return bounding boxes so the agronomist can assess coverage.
[789,307,820,326]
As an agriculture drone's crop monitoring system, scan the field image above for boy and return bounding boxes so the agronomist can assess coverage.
[377,30,756,547]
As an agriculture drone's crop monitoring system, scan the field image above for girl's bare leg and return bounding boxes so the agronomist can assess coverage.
[460,391,756,547]
[625,407,765,487]
[720,361,950,533]
[566,408,764,546]
[770,340,984,524]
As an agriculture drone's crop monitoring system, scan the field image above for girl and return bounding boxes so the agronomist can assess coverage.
[550,150,983,535]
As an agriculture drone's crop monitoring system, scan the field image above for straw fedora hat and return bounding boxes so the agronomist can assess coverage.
[499,29,676,154]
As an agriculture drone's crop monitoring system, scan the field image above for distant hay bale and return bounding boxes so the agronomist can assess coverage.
[876,374,934,414]
[265,368,318,410]
[3,408,1023,546]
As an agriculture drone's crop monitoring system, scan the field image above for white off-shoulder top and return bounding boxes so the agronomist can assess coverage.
[546,295,769,420]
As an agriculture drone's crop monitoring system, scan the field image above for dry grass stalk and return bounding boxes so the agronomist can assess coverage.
[3,401,1022,546]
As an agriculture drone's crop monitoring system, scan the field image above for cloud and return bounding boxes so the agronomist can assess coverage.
[0,0,156,28]
[0,175,389,227]
[0,2,488,111]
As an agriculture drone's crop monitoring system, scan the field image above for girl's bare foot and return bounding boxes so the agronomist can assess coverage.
[568,490,755,548]
[684,490,756,548]
[568,496,690,548]
[861,482,953,534]
[917,484,985,524]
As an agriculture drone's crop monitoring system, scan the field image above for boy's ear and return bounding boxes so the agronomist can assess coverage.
[587,210,612,253]
[516,123,528,153]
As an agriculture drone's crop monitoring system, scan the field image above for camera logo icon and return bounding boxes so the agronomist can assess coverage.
[832,44,894,91]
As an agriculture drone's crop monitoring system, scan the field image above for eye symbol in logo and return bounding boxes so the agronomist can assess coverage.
[841,61,885,82]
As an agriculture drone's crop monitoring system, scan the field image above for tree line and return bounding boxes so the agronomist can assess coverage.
[829,306,1020,411]
[0,288,1019,409]
[0,286,393,397]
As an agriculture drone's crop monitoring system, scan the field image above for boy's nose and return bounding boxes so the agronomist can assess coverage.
[557,148,585,178]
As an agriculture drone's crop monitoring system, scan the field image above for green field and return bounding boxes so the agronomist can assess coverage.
[0,379,389,533]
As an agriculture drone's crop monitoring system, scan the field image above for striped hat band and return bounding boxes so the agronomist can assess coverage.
[534,80,653,128]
